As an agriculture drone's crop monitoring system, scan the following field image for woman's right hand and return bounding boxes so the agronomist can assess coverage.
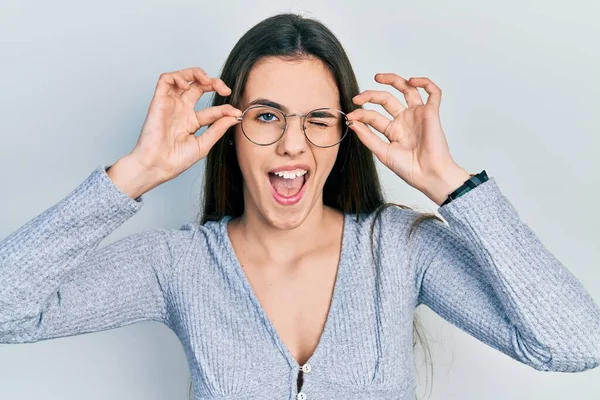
[129,67,242,184]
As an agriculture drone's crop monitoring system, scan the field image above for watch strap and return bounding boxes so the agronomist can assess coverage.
[440,170,489,206]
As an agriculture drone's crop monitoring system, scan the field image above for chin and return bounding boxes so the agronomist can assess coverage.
[262,205,308,230]
[262,193,317,231]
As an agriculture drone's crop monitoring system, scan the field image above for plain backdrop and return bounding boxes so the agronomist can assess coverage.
[1,0,599,399]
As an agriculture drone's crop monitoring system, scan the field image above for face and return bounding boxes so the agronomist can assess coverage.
[233,56,342,229]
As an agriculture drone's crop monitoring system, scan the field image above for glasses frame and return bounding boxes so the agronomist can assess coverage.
[236,104,353,148]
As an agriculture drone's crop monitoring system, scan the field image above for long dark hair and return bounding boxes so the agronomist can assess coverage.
[197,13,440,399]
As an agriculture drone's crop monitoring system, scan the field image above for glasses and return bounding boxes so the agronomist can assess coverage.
[236,105,352,148]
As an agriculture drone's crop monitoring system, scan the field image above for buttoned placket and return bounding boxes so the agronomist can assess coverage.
[221,214,350,400]
[296,362,312,399]
[296,363,312,400]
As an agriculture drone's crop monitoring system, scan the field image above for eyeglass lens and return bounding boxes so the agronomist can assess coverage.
[240,106,348,147]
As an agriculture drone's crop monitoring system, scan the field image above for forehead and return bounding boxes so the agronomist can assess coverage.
[242,56,340,112]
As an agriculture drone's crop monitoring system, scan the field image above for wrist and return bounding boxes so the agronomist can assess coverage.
[107,155,164,200]
[423,165,472,207]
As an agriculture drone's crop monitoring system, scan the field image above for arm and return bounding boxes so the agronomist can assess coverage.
[0,165,186,343]
[411,176,600,372]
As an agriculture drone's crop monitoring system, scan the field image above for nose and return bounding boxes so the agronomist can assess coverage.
[276,115,308,156]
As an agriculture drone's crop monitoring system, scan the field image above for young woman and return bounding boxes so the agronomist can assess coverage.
[1,13,599,400]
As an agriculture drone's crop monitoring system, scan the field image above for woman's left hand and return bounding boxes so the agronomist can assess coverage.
[346,73,472,206]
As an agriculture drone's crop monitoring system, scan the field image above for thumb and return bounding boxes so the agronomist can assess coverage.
[195,116,240,158]
[348,121,388,164]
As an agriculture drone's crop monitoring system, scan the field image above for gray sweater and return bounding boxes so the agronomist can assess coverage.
[1,164,599,400]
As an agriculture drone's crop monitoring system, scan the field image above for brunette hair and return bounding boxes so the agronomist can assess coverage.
[196,13,441,399]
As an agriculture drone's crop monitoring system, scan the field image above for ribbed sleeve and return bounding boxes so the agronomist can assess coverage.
[413,176,600,372]
[2,164,598,398]
[0,164,174,343]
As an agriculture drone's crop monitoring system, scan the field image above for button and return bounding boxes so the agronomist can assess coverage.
[297,392,306,400]
[301,363,312,374]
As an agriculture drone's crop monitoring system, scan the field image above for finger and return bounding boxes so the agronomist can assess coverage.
[166,72,191,97]
[182,67,209,83]
[155,68,232,99]
[182,77,232,104]
[374,73,424,107]
[407,77,442,108]
[180,67,232,97]
[347,120,389,164]
[195,104,243,127]
[211,77,232,97]
[351,90,406,118]
[155,72,187,97]
[180,67,213,87]
[345,109,393,137]
[195,116,240,154]
[181,81,205,104]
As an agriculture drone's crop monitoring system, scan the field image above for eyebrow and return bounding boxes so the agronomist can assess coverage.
[247,98,290,113]
[246,98,338,117]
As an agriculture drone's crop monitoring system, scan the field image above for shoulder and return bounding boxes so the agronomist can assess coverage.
[349,204,447,246]
[348,205,456,282]
[156,217,226,270]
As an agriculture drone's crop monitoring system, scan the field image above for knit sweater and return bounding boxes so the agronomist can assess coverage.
[1,164,599,400]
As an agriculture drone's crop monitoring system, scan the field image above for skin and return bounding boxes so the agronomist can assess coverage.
[223,58,473,365]
[226,57,345,364]
[225,55,473,272]
[106,59,348,364]
[228,56,344,263]
[107,59,472,365]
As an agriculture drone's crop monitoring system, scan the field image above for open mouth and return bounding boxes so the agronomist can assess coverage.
[267,171,310,205]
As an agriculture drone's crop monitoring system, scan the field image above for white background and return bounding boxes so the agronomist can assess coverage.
[1,0,599,398]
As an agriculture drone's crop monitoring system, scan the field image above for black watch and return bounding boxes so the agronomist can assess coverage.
[441,170,489,206]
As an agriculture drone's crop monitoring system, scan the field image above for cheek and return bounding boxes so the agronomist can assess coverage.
[314,151,339,185]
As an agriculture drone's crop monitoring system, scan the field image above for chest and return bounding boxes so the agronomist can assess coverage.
[240,245,341,366]
[167,216,419,398]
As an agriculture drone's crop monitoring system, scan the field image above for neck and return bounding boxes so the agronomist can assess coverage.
[234,202,341,266]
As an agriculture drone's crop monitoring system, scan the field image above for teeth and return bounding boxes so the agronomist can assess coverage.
[272,169,307,179]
